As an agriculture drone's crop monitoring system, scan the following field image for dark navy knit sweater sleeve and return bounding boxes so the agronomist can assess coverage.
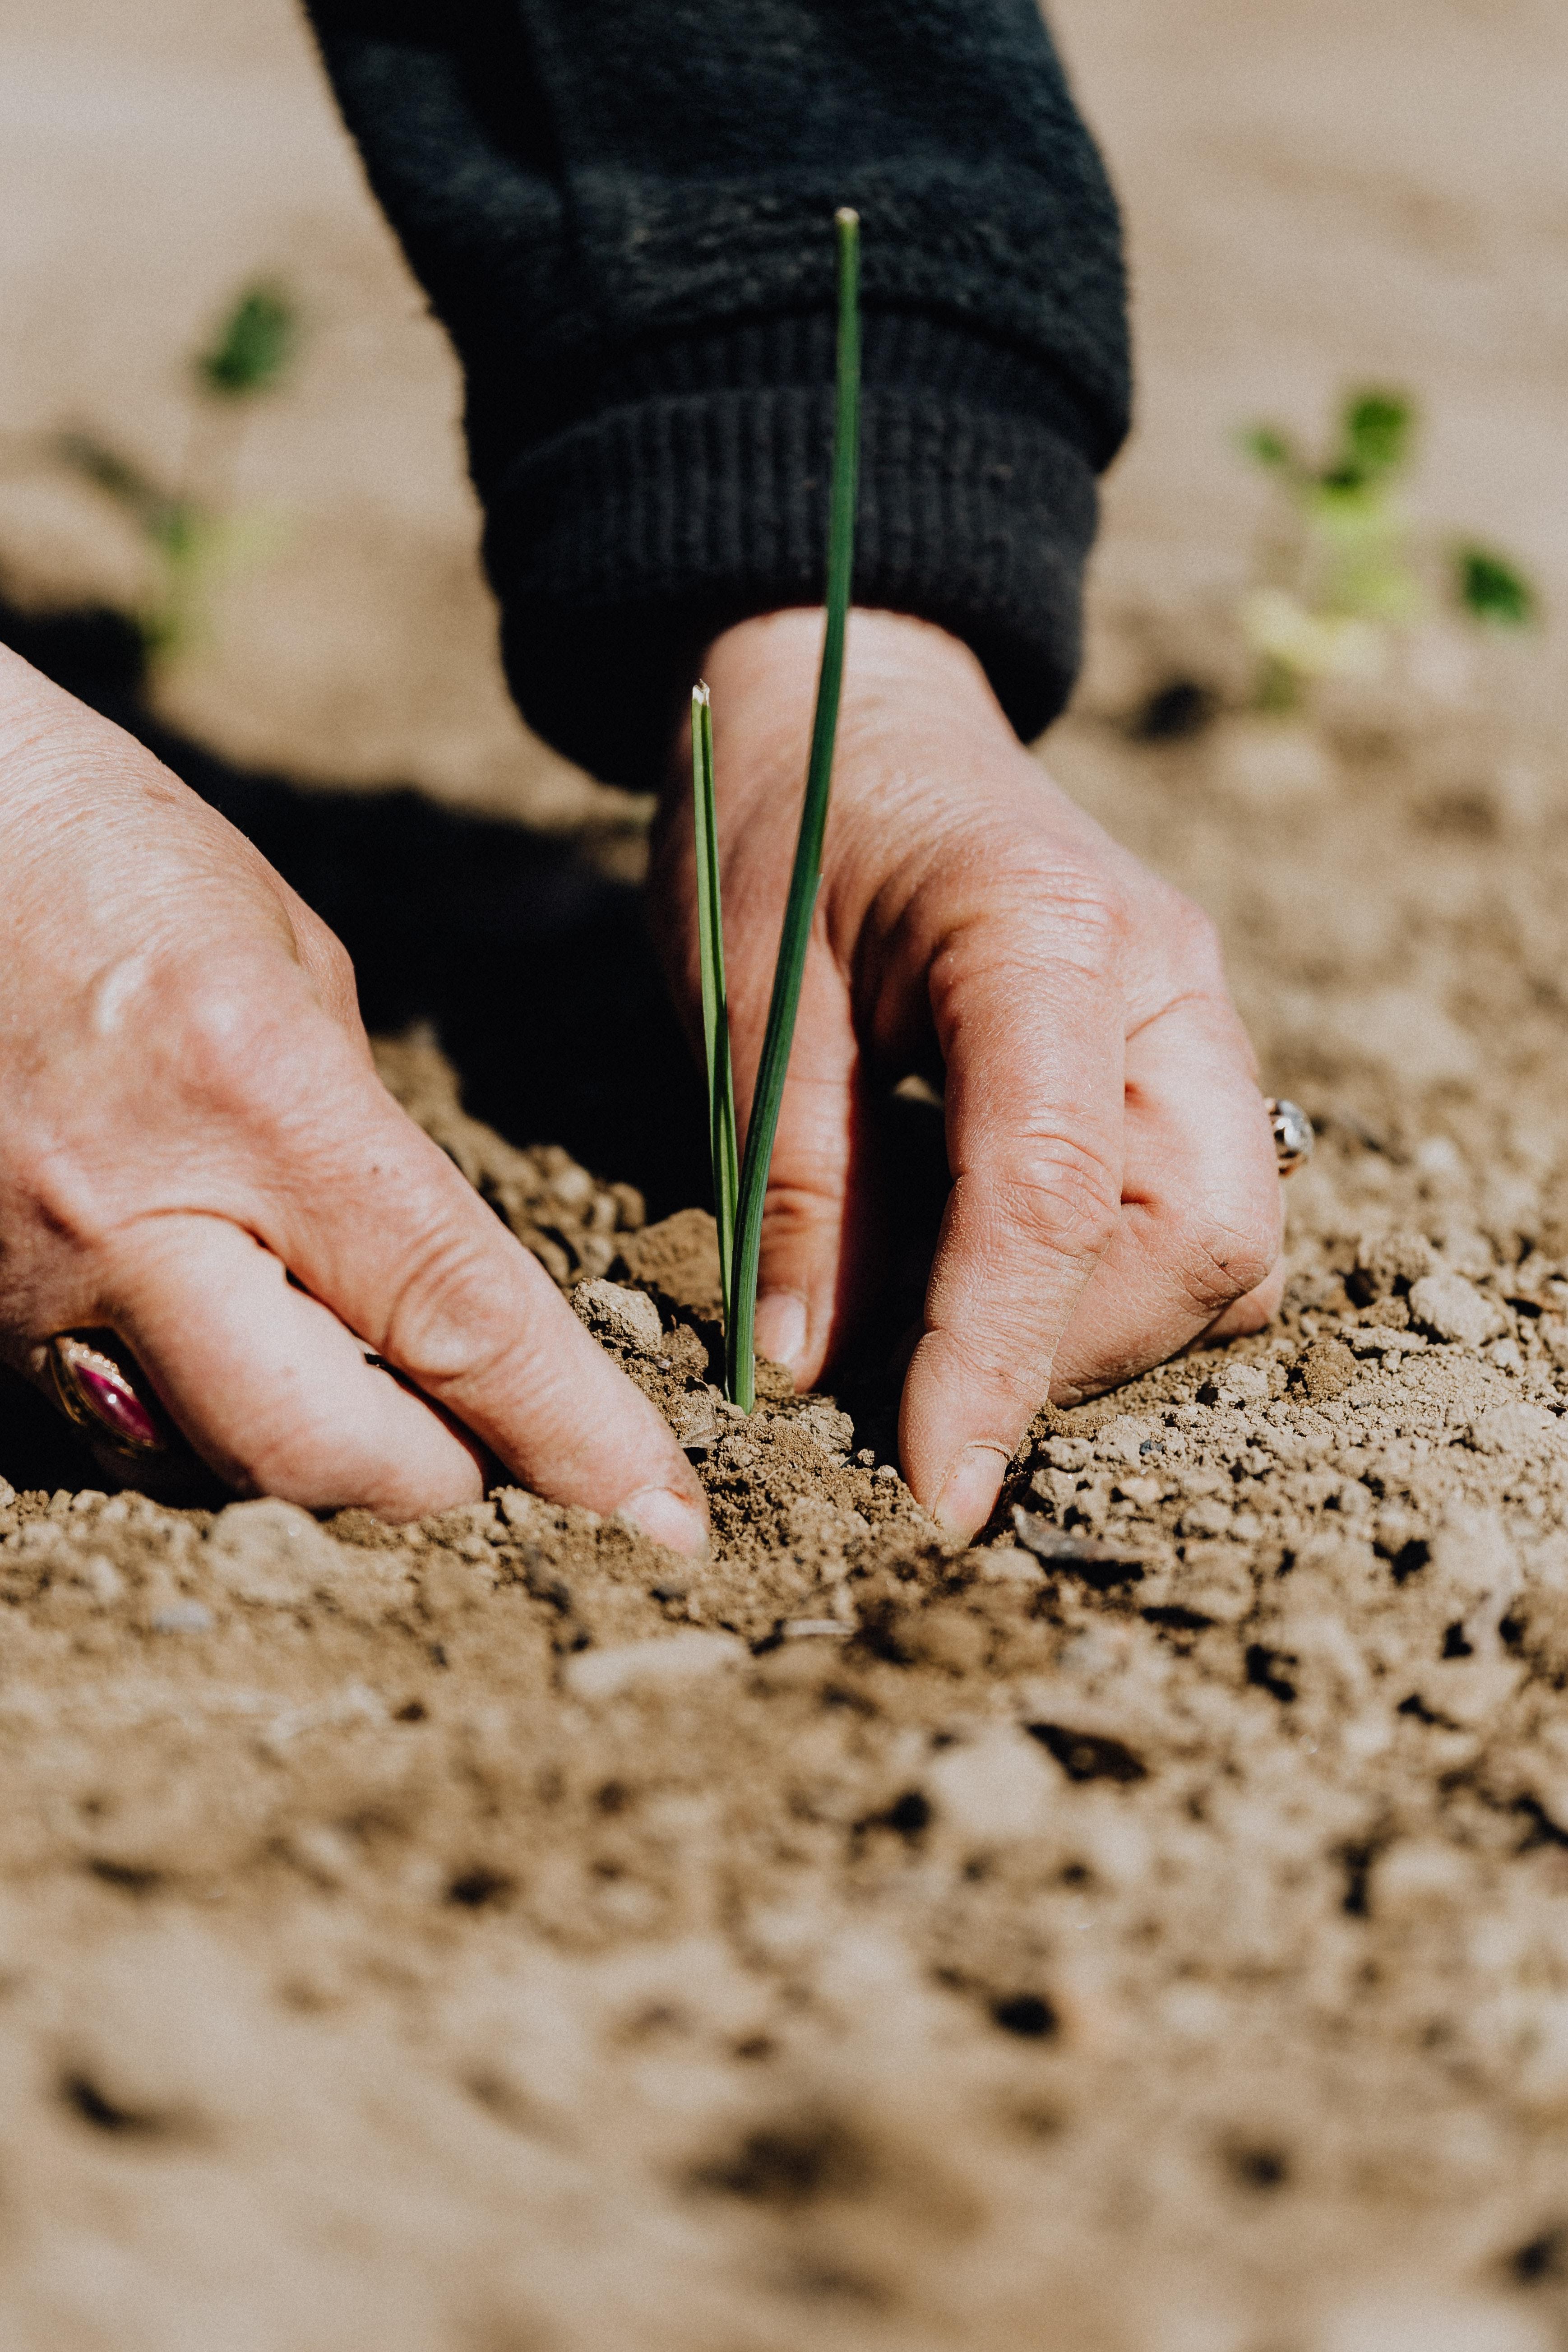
[303,1,1130,790]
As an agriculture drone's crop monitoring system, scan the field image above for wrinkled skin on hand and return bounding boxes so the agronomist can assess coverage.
[0,644,707,1548]
[652,609,1283,1539]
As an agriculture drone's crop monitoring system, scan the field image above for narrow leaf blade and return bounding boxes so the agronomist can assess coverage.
[691,685,739,1331]
[726,207,861,1410]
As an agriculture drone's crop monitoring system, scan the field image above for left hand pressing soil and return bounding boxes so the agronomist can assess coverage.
[651,608,1284,1540]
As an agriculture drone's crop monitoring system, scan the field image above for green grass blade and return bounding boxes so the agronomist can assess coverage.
[691,684,739,1325]
[726,207,861,1410]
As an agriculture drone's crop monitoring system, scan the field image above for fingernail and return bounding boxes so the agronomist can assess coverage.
[621,1485,710,1558]
[932,1443,1009,1540]
[754,1290,808,1372]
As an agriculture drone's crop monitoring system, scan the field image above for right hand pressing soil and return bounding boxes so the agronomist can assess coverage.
[0,644,708,1547]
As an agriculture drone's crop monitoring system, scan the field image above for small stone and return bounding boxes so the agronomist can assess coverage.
[791,1401,855,1458]
[1298,1337,1356,1400]
[1113,1477,1162,1509]
[1313,2296,1552,2352]
[562,1629,746,1699]
[1368,1839,1475,1921]
[1409,1269,1502,1349]
[1217,1363,1270,1405]
[1012,1507,1144,1578]
[574,1278,663,1354]
[1355,1230,1437,1297]
[1094,1416,1155,1467]
[207,1498,347,1607]
[495,1488,542,1533]
[1466,1403,1559,1456]
[925,1725,1058,1844]
[1181,1562,1256,1623]
[150,1601,214,1634]
[74,1554,125,1606]
[976,1546,1044,1584]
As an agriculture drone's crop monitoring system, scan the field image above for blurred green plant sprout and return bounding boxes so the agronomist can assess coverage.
[694,208,861,1412]
[53,278,299,665]
[1238,388,1537,710]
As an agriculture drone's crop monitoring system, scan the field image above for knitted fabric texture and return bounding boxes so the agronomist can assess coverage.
[305,0,1130,787]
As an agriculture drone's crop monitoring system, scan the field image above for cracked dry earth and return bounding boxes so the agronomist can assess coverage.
[9,691,1568,2350]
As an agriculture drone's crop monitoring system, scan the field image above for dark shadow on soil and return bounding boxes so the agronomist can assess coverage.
[0,599,710,1216]
[0,595,718,1494]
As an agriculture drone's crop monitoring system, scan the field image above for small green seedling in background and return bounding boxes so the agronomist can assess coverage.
[1238,387,1536,710]
[53,277,301,665]
[696,207,861,1411]
[195,284,296,400]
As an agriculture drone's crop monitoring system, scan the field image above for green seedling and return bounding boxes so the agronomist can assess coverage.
[196,284,296,400]
[690,681,740,1330]
[696,207,861,1411]
[1238,387,1536,710]
[53,277,301,665]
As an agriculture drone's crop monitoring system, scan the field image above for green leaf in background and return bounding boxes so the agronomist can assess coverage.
[53,431,165,523]
[196,282,297,400]
[1455,544,1537,630]
[1331,389,1414,488]
[1240,424,1295,472]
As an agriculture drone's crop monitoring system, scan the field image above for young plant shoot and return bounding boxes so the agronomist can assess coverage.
[1237,386,1536,710]
[697,207,862,1411]
[690,681,739,1330]
[52,277,301,665]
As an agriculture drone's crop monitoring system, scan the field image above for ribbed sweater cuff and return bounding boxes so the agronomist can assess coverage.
[482,344,1099,791]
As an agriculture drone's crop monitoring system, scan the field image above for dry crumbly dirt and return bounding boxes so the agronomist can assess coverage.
[3,1,1568,2344]
[5,689,1568,2350]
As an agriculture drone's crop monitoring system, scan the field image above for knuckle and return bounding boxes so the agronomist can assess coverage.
[0,1123,111,1255]
[992,1134,1121,1269]
[377,1218,528,1390]
[762,1169,844,1241]
[172,967,318,1117]
[314,928,358,1013]
[1176,1197,1282,1313]
[1161,886,1225,977]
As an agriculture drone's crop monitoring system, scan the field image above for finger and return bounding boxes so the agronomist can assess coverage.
[101,1214,489,1519]
[1203,1265,1287,1343]
[244,1032,708,1551]
[750,939,881,1385]
[1047,997,1283,1404]
[899,903,1126,1538]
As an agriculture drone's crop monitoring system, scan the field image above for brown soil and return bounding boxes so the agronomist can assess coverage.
[4,2,1568,2344]
[5,684,1568,2350]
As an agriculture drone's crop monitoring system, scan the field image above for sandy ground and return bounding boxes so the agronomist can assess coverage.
[3,3,1568,2347]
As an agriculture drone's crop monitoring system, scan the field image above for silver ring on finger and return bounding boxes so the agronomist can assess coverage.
[1265,1097,1314,1178]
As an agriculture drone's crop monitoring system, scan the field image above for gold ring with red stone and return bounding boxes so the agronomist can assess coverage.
[46,1333,168,1460]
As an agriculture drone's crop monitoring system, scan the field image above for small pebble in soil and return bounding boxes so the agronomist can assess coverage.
[148,1601,214,1634]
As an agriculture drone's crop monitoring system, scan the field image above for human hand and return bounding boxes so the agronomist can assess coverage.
[0,645,707,1547]
[651,609,1282,1539]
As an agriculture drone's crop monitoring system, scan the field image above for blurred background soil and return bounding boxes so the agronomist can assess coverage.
[2,3,1568,2347]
